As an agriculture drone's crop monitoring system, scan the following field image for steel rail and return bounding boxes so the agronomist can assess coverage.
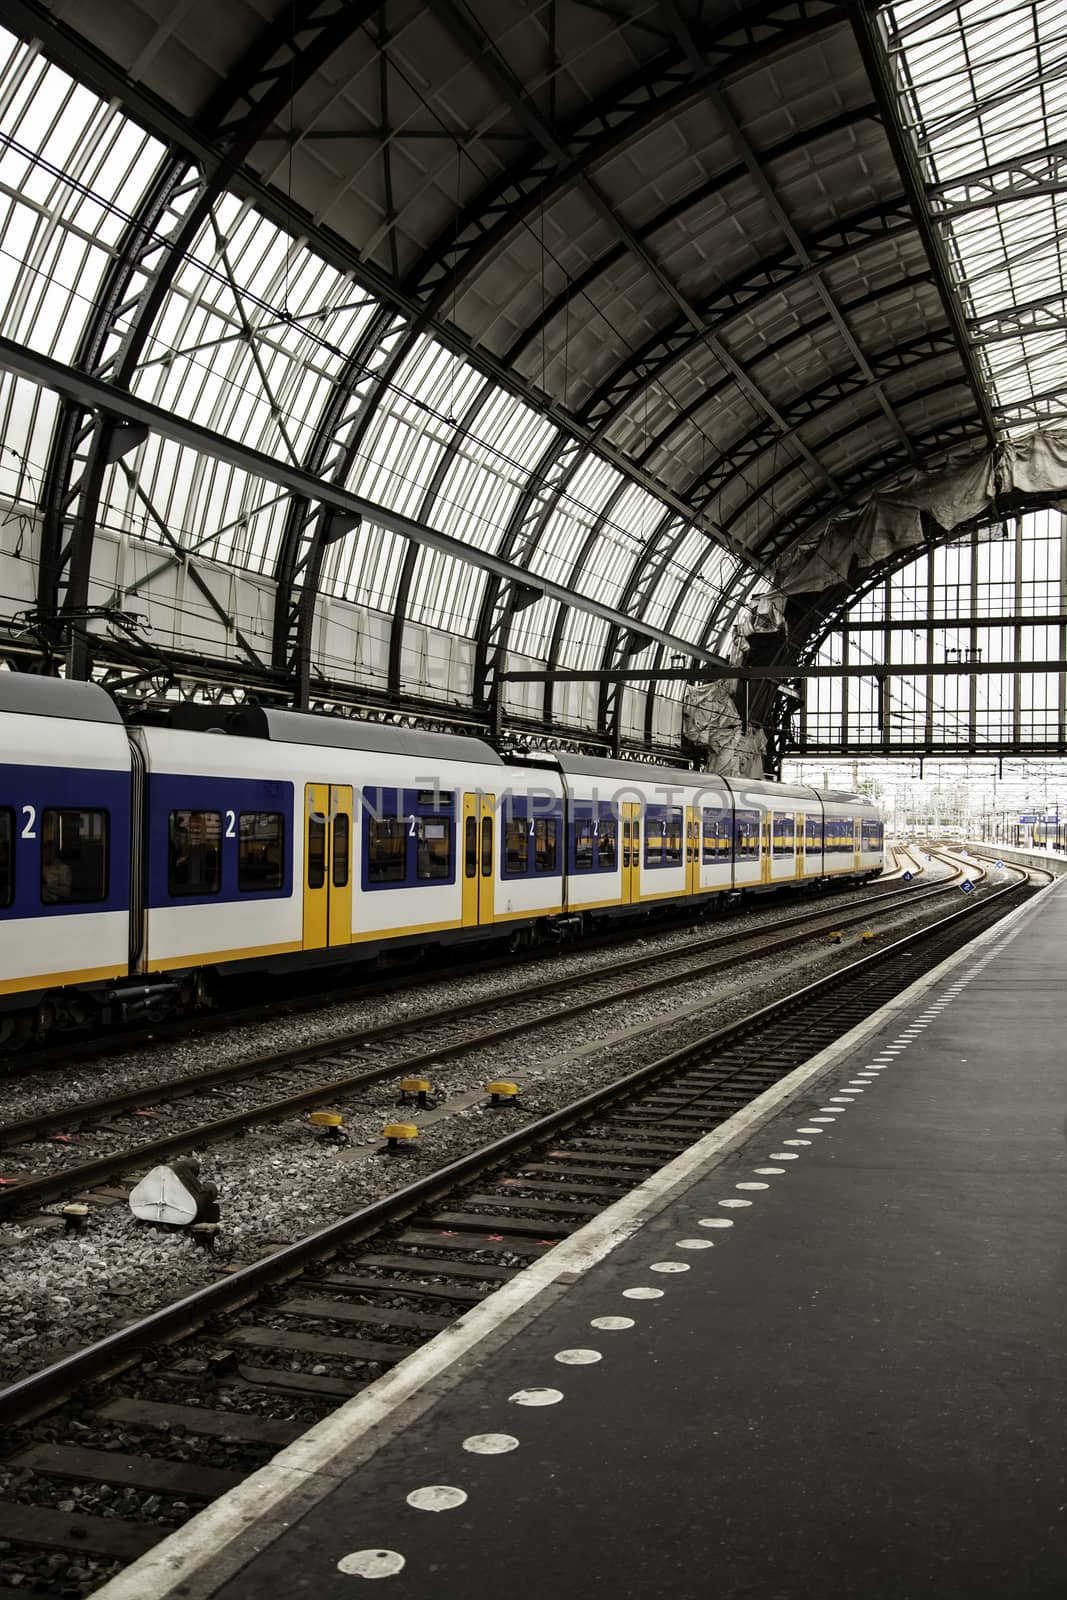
[0,870,954,1148]
[0,876,1029,1427]
[0,876,967,1213]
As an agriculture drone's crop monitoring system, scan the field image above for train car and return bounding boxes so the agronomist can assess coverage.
[0,679,884,1046]
[136,706,567,976]
[0,676,133,1046]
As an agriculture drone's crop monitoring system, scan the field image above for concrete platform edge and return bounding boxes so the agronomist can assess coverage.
[90,881,1052,1600]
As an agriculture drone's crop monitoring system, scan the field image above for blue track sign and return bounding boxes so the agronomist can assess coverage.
[960,879,975,894]
[902,870,913,881]
[1019,813,1038,824]
[995,859,1004,869]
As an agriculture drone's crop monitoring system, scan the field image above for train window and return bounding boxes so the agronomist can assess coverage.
[416,817,452,880]
[168,811,221,898]
[504,816,528,876]
[465,816,478,878]
[574,818,594,872]
[331,814,350,889]
[42,809,109,905]
[597,818,618,871]
[367,816,405,884]
[237,813,285,892]
[645,818,663,866]
[702,808,730,864]
[481,816,493,876]
[806,817,822,850]
[307,815,326,886]
[665,811,683,865]
[0,808,12,907]
[735,811,759,860]
[535,817,558,873]
[773,812,795,858]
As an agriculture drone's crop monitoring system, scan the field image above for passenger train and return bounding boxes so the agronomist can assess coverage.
[0,676,884,1047]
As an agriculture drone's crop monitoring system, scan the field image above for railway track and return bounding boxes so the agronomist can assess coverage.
[3,866,914,1073]
[0,873,1037,1596]
[0,865,971,1220]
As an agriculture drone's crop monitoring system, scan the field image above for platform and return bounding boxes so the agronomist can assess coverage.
[98,880,1067,1600]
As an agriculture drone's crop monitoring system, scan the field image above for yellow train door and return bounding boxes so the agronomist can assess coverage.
[622,801,641,903]
[461,791,496,927]
[479,794,495,924]
[686,806,700,895]
[796,810,805,879]
[303,784,353,951]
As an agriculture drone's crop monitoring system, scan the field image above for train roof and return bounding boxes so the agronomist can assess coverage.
[263,709,505,765]
[725,775,820,802]
[156,703,504,765]
[555,752,719,788]
[0,674,123,724]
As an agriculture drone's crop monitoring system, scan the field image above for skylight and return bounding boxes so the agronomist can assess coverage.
[877,0,1067,434]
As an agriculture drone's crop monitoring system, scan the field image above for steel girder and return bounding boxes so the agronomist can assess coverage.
[577,200,915,434]
[850,2,997,447]
[471,197,920,731]
[528,311,955,748]
[703,370,970,547]
[623,268,937,475]
[32,0,380,677]
[501,104,879,375]
[736,416,990,609]
[386,378,496,697]
[695,415,991,654]
[273,0,835,705]
[540,300,954,750]
[1,335,736,671]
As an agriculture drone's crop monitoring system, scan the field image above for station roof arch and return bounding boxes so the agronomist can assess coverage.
[0,0,1063,760]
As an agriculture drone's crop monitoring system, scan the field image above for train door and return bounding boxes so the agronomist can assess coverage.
[761,815,772,885]
[462,792,495,926]
[621,801,641,903]
[686,806,700,896]
[797,810,806,879]
[303,784,353,951]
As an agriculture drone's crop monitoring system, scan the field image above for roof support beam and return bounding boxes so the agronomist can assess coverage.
[0,333,728,669]
[851,4,997,445]
[659,0,916,465]
[503,659,1067,682]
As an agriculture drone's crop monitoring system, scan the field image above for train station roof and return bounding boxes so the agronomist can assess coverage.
[0,1,1063,754]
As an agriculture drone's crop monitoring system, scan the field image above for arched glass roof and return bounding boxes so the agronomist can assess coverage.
[0,1,1059,756]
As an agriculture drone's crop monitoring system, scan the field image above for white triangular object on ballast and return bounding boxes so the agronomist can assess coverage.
[129,1163,200,1226]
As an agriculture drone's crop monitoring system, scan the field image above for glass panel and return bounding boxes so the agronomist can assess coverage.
[331,813,350,888]
[574,818,594,872]
[481,816,493,876]
[367,816,405,883]
[307,815,326,888]
[645,818,663,866]
[41,809,108,904]
[597,818,617,871]
[0,808,12,907]
[239,813,285,892]
[168,810,222,896]
[665,810,683,865]
[465,815,478,878]
[534,817,558,873]
[504,816,528,875]
[416,817,451,880]
[735,812,759,860]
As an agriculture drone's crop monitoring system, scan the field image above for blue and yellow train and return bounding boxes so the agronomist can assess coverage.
[0,676,883,1046]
